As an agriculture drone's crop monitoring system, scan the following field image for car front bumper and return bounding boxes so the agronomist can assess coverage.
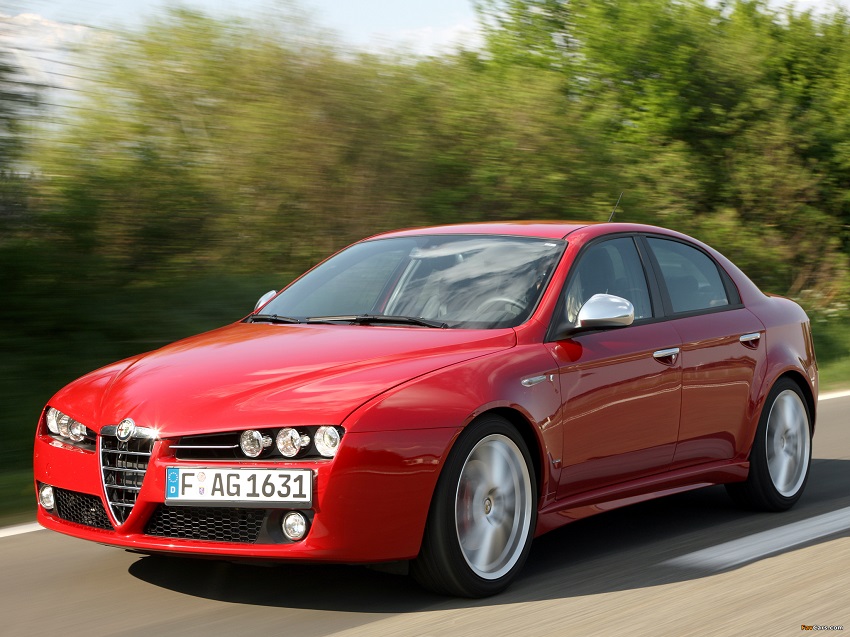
[33,427,458,563]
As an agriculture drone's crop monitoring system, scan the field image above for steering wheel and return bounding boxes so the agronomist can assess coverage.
[477,297,526,314]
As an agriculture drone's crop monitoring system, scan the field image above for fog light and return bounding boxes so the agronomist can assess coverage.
[282,511,307,541]
[39,484,55,510]
[315,426,341,458]
[240,430,264,458]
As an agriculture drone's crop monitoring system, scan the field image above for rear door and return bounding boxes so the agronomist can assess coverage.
[642,236,766,466]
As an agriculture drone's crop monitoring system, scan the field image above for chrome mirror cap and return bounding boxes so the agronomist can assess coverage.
[577,293,635,328]
[254,289,277,311]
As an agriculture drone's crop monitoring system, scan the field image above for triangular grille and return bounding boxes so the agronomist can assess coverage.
[100,432,154,524]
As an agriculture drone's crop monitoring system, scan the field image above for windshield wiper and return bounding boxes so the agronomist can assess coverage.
[306,314,448,329]
[247,314,303,324]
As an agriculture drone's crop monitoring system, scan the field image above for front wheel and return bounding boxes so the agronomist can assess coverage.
[726,378,812,511]
[412,415,537,597]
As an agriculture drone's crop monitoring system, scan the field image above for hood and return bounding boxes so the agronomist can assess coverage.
[51,322,516,436]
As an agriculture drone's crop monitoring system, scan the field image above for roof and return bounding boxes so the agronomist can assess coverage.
[367,221,594,241]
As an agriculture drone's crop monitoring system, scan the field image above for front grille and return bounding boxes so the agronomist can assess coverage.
[173,432,242,461]
[101,431,154,524]
[144,506,266,543]
[54,487,114,530]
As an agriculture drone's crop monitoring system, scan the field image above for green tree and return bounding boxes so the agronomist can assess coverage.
[474,0,850,306]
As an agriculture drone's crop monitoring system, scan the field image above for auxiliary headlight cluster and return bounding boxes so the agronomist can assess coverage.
[239,430,272,458]
[276,428,310,458]
[45,407,93,445]
[237,425,343,459]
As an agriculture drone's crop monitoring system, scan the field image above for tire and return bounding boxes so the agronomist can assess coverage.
[411,415,537,597]
[726,378,812,511]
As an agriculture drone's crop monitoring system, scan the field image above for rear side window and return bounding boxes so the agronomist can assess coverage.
[647,238,729,313]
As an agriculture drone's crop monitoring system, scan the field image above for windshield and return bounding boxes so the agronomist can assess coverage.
[259,235,566,329]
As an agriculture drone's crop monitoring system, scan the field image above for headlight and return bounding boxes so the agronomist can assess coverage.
[314,426,341,458]
[45,407,91,446]
[57,413,71,438]
[276,428,309,458]
[46,408,60,434]
[69,420,87,442]
[240,429,272,458]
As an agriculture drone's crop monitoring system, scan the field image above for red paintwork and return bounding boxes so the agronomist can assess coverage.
[46,324,517,436]
[547,321,683,498]
[33,222,817,563]
[669,308,766,466]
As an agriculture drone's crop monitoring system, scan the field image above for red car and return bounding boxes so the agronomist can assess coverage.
[33,222,817,597]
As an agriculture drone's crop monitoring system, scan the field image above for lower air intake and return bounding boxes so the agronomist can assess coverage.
[54,488,114,531]
[144,506,266,543]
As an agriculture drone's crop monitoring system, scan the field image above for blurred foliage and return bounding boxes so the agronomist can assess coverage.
[19,1,850,300]
[2,1,850,483]
[477,0,850,303]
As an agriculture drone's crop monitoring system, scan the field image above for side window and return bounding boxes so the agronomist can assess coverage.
[563,237,653,327]
[647,238,729,313]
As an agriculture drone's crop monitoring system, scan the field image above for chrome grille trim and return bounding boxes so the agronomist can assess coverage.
[170,445,239,450]
[100,428,155,525]
[101,425,159,439]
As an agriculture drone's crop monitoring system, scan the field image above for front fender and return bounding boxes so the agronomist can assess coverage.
[340,344,562,555]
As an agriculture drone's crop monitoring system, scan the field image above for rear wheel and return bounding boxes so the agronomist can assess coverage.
[726,378,812,511]
[412,415,537,597]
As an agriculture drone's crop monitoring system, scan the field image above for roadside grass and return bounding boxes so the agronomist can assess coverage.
[812,317,850,392]
[819,357,850,393]
[0,469,35,527]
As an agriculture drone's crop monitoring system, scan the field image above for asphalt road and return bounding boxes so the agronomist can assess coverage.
[3,396,848,637]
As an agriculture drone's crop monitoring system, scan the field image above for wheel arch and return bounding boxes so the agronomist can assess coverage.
[745,368,816,456]
[726,369,814,510]
[411,406,542,596]
[475,406,545,500]
[775,370,817,434]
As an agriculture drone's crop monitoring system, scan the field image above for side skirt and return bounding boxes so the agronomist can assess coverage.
[535,461,749,537]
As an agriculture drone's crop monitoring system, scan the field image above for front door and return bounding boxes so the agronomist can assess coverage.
[547,236,682,499]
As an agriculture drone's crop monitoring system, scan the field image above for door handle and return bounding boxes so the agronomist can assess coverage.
[521,374,555,387]
[653,347,680,364]
[739,332,761,345]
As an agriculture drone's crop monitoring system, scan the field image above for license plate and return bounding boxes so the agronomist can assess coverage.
[165,467,312,507]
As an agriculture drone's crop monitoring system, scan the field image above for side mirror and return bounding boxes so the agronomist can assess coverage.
[577,293,634,329]
[254,289,278,311]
